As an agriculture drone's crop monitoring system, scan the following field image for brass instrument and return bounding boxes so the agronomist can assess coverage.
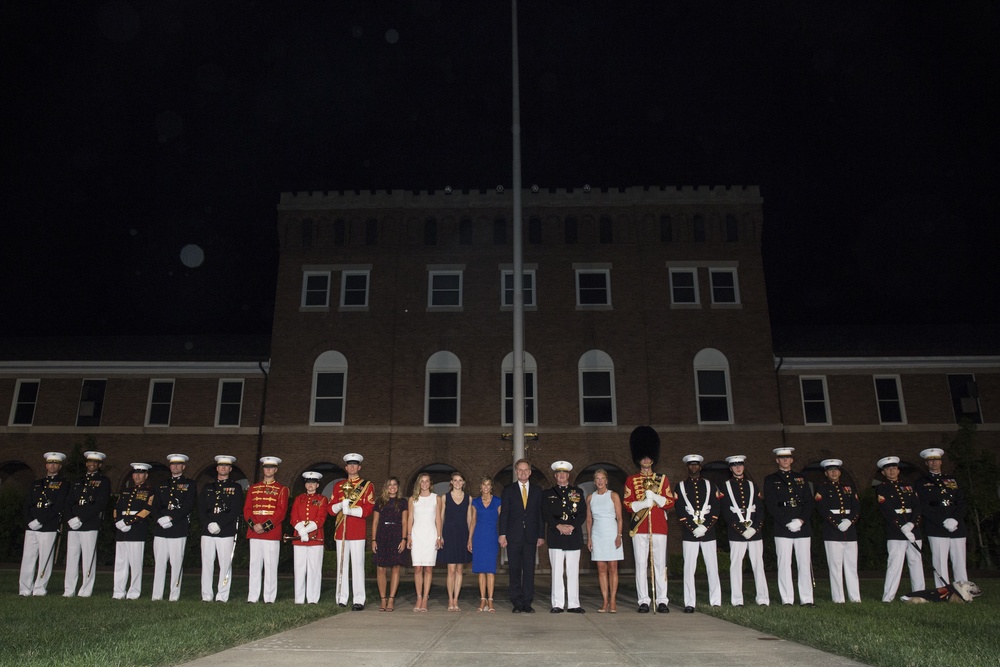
[628,474,663,537]
[335,478,362,602]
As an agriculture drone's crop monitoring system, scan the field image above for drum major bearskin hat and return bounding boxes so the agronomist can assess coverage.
[629,425,661,468]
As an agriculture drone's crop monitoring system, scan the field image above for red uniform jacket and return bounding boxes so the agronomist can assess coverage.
[623,472,675,535]
[243,480,289,540]
[290,492,329,546]
[330,477,375,541]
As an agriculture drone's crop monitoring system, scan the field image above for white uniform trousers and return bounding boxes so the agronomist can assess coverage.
[729,540,769,605]
[247,539,281,603]
[824,541,860,603]
[113,541,145,599]
[335,539,366,605]
[631,533,668,605]
[774,536,813,604]
[548,548,581,609]
[293,545,324,604]
[19,530,58,596]
[882,539,925,602]
[64,529,99,597]
[152,536,187,601]
[927,536,968,587]
[201,535,236,601]
[682,540,721,608]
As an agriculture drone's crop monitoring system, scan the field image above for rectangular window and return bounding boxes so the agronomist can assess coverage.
[693,215,706,242]
[669,268,699,305]
[365,218,378,245]
[10,379,40,426]
[709,268,740,304]
[504,371,536,426]
[493,218,507,245]
[565,217,578,244]
[341,270,370,307]
[660,215,672,243]
[76,379,107,427]
[948,373,982,424]
[313,372,345,424]
[697,370,731,423]
[501,270,536,307]
[216,380,244,427]
[581,371,615,424]
[874,376,906,424]
[146,380,174,426]
[528,217,542,244]
[599,216,613,243]
[427,372,459,425]
[428,271,463,307]
[459,219,473,245]
[576,269,610,306]
[302,271,331,307]
[800,376,830,425]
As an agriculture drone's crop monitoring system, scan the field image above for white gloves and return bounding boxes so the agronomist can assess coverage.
[692,525,708,538]
[838,519,852,532]
[331,500,346,514]
[294,521,306,532]
[645,491,667,508]
[785,520,802,533]
[115,520,131,533]
[28,519,42,531]
[297,529,310,542]
[157,516,173,529]
[631,498,653,512]
[68,517,83,530]
[742,527,757,540]
[943,518,959,533]
[303,521,317,532]
[207,522,221,535]
[901,522,914,533]
[346,506,363,518]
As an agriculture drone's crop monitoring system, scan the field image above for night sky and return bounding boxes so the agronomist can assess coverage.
[4,1,998,338]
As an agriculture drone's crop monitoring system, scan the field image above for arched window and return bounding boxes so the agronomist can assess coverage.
[693,348,732,424]
[578,350,616,425]
[426,351,461,426]
[501,352,538,426]
[311,351,348,425]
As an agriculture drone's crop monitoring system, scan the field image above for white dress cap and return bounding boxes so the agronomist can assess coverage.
[215,455,237,465]
[682,454,704,464]
[84,451,107,462]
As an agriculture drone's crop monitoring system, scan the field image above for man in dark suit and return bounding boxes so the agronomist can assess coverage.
[499,458,544,613]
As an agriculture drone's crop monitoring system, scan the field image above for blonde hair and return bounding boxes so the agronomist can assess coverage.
[479,476,494,496]
[412,473,432,501]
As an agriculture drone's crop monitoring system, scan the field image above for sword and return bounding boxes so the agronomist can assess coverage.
[221,518,240,588]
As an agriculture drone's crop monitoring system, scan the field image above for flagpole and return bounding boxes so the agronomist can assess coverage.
[511,0,526,475]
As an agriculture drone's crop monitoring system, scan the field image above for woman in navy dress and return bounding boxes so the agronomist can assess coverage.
[438,471,472,611]
[469,477,501,612]
[372,477,408,611]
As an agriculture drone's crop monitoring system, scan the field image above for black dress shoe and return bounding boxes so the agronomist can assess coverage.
[567,607,585,614]
[683,606,695,613]
[638,603,650,613]
[657,603,670,613]
[351,603,364,611]
[522,605,535,613]
[550,607,564,613]
[338,602,348,608]
[801,602,816,608]
[512,606,522,613]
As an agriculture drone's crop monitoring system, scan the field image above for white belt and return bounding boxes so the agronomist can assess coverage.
[123,511,139,515]
[828,509,851,515]
[893,509,912,514]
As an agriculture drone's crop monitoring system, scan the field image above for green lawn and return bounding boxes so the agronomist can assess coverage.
[1,569,352,667]
[699,577,999,667]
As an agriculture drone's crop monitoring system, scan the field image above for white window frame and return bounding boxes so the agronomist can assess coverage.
[500,268,537,309]
[340,269,370,308]
[501,352,538,426]
[575,267,612,308]
[9,379,40,426]
[145,379,175,427]
[427,268,464,309]
[311,351,348,425]
[873,375,906,425]
[425,351,461,426]
[693,348,733,424]
[301,270,331,308]
[709,267,741,306]
[669,267,700,306]
[215,379,245,427]
[578,350,616,425]
[800,375,831,425]
[76,379,107,427]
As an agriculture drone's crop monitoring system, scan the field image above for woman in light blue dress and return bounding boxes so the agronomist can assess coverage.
[586,468,624,613]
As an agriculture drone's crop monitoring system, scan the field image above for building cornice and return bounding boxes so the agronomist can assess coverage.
[775,355,1000,372]
[0,360,270,376]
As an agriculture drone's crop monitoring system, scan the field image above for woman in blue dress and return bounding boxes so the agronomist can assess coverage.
[586,468,624,612]
[439,472,472,611]
[468,477,501,612]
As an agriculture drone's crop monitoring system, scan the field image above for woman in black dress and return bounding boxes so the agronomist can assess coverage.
[372,477,408,611]
[438,471,472,611]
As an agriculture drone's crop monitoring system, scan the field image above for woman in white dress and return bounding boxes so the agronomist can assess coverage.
[586,468,624,613]
[407,473,441,612]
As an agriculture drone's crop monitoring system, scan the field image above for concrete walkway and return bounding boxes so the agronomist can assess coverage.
[181,579,869,667]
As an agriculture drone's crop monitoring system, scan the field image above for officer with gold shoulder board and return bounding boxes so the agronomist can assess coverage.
[152,453,197,601]
[20,452,69,597]
[113,463,157,599]
[918,448,968,587]
[64,450,111,597]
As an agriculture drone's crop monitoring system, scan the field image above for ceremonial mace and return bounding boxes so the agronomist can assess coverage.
[335,479,359,602]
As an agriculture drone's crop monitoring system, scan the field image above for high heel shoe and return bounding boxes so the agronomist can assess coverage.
[609,600,618,613]
[598,601,609,613]
[387,596,395,612]
[379,596,387,612]
[413,595,422,612]
[478,597,487,612]
[487,598,495,613]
